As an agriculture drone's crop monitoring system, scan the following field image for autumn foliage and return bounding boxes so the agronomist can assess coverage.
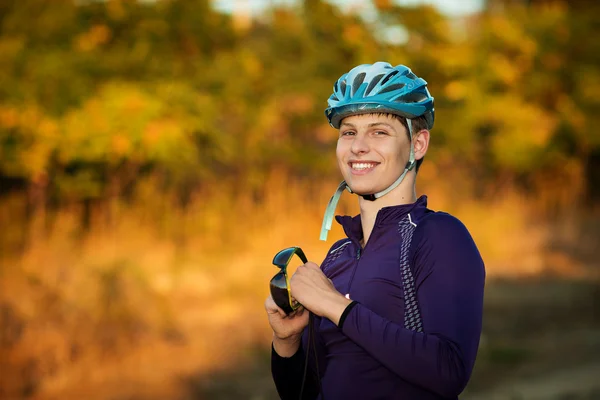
[0,0,598,398]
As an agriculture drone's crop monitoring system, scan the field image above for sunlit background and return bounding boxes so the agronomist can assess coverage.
[0,0,599,399]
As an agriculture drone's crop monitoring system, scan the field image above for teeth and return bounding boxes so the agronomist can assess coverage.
[352,163,376,170]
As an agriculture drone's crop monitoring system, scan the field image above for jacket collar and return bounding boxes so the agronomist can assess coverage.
[335,195,428,242]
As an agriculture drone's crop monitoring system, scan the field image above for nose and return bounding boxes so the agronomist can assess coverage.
[350,133,369,155]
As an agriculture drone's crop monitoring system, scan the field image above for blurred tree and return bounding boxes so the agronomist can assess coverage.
[0,0,598,227]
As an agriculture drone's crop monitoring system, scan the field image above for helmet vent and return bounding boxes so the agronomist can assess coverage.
[378,83,405,95]
[340,80,347,96]
[352,73,366,95]
[381,70,399,85]
[395,91,428,103]
[365,74,384,96]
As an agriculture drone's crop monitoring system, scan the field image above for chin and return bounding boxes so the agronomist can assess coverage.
[347,183,378,196]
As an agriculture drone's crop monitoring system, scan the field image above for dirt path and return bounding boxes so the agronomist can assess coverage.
[461,278,600,400]
[464,362,600,399]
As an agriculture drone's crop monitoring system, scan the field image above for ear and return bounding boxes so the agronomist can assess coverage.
[413,129,430,161]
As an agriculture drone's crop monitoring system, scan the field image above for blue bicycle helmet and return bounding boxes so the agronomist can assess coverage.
[325,62,434,129]
[320,62,435,241]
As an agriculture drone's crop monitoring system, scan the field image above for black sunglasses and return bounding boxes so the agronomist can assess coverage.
[270,246,308,315]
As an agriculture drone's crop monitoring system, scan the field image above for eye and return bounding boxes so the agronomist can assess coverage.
[340,130,356,137]
[373,130,388,136]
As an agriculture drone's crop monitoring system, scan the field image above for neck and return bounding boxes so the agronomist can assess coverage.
[358,172,417,247]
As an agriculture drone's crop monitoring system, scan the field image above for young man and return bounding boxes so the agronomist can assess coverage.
[265,62,485,399]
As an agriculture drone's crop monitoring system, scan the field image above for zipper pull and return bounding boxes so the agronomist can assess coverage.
[356,248,361,260]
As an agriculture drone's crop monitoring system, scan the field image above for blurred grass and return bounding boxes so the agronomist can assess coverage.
[1,174,599,399]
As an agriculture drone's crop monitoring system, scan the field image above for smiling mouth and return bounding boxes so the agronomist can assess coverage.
[350,162,379,171]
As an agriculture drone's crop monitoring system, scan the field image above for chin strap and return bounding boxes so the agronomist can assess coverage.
[320,119,416,241]
[320,180,349,241]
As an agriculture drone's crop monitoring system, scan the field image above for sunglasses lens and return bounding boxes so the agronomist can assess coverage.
[270,272,294,315]
[273,247,296,268]
[270,271,287,289]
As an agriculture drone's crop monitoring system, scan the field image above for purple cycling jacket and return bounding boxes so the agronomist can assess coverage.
[272,196,486,399]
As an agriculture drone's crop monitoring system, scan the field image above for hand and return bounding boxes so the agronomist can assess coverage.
[290,262,352,324]
[264,295,308,356]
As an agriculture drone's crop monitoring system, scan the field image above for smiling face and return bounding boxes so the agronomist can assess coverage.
[336,113,412,197]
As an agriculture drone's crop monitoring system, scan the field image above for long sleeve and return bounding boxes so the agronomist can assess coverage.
[339,213,485,398]
[271,315,326,400]
[271,343,317,400]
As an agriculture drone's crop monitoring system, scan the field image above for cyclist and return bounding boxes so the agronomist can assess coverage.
[265,61,485,399]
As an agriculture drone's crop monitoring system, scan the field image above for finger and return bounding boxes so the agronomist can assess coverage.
[289,306,304,318]
[265,296,280,312]
[265,296,288,316]
[265,296,276,311]
[305,261,321,270]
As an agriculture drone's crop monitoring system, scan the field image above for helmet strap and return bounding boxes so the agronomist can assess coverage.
[320,180,348,241]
